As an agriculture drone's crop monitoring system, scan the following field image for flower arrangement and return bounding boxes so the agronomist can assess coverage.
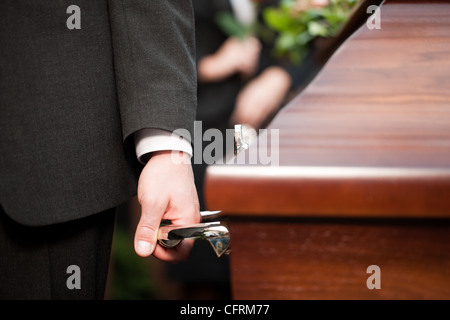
[215,0,360,65]
[262,0,359,64]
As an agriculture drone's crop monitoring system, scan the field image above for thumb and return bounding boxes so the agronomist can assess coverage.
[134,196,166,257]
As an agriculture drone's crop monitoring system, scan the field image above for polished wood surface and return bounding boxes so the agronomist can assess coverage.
[205,0,450,218]
[229,218,450,299]
[204,0,450,299]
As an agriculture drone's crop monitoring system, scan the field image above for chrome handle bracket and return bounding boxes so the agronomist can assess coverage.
[157,211,230,258]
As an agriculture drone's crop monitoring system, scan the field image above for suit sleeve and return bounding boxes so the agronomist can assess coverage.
[108,0,197,143]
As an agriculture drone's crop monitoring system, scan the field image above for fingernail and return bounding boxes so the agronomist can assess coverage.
[136,241,154,256]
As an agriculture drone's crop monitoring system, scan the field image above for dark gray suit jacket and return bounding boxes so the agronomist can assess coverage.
[0,1,197,226]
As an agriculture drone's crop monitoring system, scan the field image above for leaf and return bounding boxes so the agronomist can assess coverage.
[263,7,296,32]
[308,21,329,37]
[215,12,248,39]
[276,31,298,52]
[296,30,314,45]
[280,0,297,10]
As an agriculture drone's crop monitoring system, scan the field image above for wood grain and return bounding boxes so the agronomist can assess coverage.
[204,0,450,300]
[228,218,450,300]
[204,0,450,218]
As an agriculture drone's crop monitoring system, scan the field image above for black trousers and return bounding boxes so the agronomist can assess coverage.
[0,206,116,300]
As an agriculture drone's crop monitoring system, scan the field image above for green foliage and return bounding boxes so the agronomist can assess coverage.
[263,0,360,64]
[215,0,359,65]
[214,12,256,40]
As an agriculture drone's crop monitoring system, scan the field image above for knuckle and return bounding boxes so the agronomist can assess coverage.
[139,223,158,235]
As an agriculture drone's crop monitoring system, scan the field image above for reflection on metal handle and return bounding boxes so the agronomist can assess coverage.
[157,211,230,258]
[234,124,257,155]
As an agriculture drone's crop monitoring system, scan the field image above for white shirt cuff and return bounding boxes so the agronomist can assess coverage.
[134,128,193,164]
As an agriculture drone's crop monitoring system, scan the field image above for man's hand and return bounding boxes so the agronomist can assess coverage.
[134,150,200,262]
